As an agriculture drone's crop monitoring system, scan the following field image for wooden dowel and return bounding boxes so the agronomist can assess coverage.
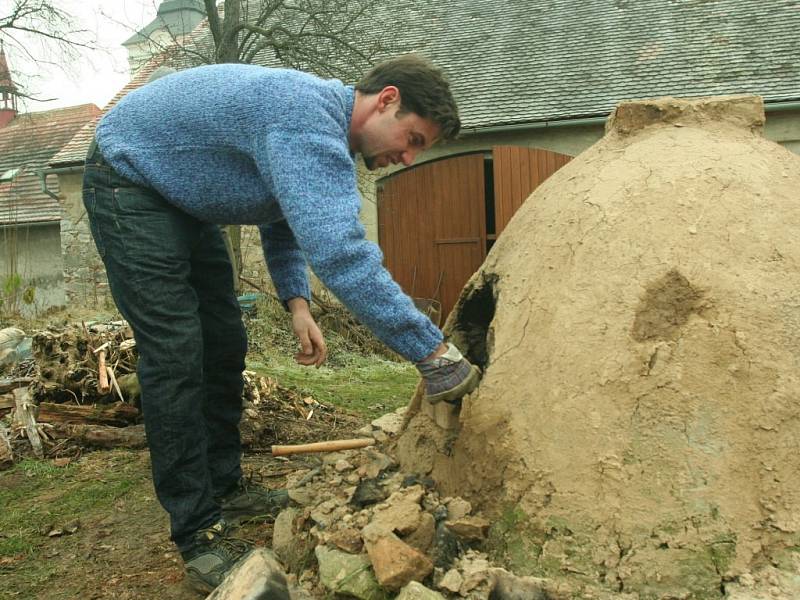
[271,438,375,457]
[97,350,111,394]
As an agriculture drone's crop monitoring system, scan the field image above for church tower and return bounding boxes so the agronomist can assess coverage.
[0,41,19,128]
[123,0,206,73]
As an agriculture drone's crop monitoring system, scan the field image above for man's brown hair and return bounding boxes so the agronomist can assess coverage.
[356,54,461,141]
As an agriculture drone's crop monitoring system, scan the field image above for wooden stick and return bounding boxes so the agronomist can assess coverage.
[97,350,111,394]
[0,393,14,410]
[271,438,375,457]
[107,366,124,402]
[0,377,36,394]
[13,387,44,458]
[0,422,13,467]
[47,423,147,449]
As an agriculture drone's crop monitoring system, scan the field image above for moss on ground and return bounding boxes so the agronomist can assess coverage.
[245,294,419,420]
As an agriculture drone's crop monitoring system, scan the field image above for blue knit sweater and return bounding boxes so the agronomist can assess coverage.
[95,64,442,362]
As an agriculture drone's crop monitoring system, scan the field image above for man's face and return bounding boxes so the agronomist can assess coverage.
[357,90,441,171]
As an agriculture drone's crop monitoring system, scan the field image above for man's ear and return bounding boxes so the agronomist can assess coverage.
[376,86,401,112]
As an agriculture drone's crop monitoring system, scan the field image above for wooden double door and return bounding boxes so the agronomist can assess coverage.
[377,146,571,320]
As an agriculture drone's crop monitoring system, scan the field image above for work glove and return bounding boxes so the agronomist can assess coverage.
[416,342,481,404]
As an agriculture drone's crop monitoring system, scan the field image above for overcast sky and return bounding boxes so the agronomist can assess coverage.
[5,0,160,113]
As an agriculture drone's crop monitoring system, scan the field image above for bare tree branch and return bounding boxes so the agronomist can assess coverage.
[0,0,98,97]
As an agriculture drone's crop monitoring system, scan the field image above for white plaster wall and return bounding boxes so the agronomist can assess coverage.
[0,222,65,317]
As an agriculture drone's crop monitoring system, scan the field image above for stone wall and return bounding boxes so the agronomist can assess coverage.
[58,171,111,309]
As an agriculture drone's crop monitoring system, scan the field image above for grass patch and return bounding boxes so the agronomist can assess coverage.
[0,452,148,558]
[0,451,154,599]
[248,353,418,420]
[245,294,420,419]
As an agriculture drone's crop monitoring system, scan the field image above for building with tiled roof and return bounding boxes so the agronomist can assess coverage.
[0,46,100,315]
[47,53,175,308]
[49,0,800,313]
[0,104,100,224]
[51,0,800,178]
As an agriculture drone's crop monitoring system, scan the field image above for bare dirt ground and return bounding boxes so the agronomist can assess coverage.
[0,444,360,599]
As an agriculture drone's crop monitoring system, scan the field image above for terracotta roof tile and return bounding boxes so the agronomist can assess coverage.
[0,103,100,224]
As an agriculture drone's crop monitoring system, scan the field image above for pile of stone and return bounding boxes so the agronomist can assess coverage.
[270,407,561,600]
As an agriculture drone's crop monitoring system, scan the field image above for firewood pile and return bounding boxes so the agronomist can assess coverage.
[0,321,362,470]
[28,321,137,406]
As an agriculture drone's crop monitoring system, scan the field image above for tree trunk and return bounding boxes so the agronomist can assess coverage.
[219,0,243,63]
[221,225,243,294]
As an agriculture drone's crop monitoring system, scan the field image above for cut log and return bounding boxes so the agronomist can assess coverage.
[47,423,147,449]
[36,402,139,427]
[13,387,44,458]
[0,423,13,468]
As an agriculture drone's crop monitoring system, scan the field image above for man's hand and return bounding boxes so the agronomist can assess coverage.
[287,297,327,367]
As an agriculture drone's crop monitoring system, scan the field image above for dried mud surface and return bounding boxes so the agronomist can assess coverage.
[398,95,800,598]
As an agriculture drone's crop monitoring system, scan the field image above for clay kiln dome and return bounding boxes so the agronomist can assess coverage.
[397,96,800,597]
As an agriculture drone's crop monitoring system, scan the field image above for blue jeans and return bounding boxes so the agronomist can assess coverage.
[82,143,247,550]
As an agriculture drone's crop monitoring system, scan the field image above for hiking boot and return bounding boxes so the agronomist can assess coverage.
[216,476,290,525]
[416,342,481,404]
[182,520,253,594]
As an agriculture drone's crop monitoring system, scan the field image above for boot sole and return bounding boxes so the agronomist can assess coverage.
[425,365,481,404]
